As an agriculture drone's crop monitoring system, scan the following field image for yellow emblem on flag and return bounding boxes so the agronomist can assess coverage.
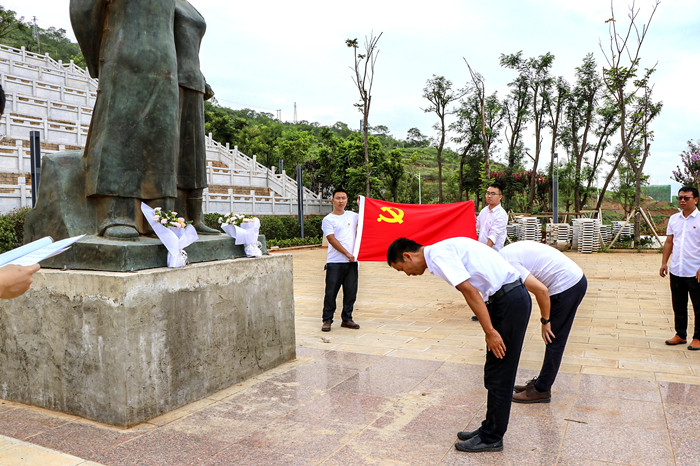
[377,207,404,224]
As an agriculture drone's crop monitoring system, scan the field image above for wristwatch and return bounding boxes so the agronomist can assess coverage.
[540,317,550,325]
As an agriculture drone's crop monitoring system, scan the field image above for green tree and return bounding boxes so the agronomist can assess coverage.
[381,149,404,202]
[346,32,383,197]
[405,127,430,147]
[0,7,26,40]
[560,53,602,212]
[422,75,466,202]
[600,0,662,240]
[672,140,700,191]
[451,94,482,201]
[274,130,314,175]
[500,51,532,172]
[501,51,555,205]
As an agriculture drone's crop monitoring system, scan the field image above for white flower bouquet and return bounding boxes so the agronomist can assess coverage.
[141,203,199,267]
[218,213,262,257]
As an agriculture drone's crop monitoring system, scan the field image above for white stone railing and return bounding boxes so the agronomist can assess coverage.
[1,74,96,107]
[0,177,32,212]
[0,44,96,85]
[0,178,332,217]
[5,92,93,127]
[204,189,331,217]
[205,135,321,200]
[1,112,88,147]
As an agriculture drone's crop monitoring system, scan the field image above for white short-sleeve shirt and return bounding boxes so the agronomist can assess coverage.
[424,237,520,301]
[476,204,508,251]
[499,241,584,296]
[666,208,700,277]
[322,210,359,263]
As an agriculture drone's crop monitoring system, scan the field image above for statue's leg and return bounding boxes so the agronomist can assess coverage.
[186,188,219,234]
[93,196,140,240]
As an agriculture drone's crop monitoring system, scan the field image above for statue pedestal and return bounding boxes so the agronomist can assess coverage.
[0,255,295,427]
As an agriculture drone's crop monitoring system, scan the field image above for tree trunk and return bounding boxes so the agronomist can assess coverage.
[595,150,624,211]
[437,116,446,202]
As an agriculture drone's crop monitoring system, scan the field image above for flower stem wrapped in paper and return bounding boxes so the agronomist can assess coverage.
[141,203,199,267]
[219,213,262,257]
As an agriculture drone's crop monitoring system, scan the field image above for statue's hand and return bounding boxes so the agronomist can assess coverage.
[204,82,214,100]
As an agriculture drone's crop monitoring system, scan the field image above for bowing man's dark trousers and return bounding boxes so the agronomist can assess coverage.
[479,282,531,444]
[533,275,588,392]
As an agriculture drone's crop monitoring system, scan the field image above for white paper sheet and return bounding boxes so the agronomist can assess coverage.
[1,235,85,266]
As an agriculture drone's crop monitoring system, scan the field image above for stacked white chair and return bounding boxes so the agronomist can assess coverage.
[577,219,598,253]
[517,217,540,242]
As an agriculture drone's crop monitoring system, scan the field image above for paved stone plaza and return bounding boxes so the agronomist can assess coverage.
[0,248,698,464]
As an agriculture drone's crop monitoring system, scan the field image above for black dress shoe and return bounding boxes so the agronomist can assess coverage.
[457,428,480,441]
[454,434,503,452]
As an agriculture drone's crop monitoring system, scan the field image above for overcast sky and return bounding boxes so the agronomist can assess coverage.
[3,0,699,188]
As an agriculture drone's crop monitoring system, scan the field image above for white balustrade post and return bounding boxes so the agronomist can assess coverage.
[228,188,233,213]
[250,189,256,215]
[16,140,23,172]
[207,161,213,184]
[203,188,210,213]
[18,177,26,208]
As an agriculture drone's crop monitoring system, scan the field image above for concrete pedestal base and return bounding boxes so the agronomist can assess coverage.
[0,255,295,427]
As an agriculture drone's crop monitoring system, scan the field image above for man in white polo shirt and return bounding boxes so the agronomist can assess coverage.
[499,241,587,403]
[387,237,531,453]
[660,186,700,351]
[321,188,360,332]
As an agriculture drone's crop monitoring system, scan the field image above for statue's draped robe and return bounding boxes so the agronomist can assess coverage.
[174,0,207,190]
[70,0,179,200]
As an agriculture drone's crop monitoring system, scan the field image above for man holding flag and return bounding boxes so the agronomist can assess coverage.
[321,188,360,332]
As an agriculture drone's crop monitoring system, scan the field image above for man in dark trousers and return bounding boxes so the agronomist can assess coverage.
[660,186,700,351]
[387,237,531,453]
[499,241,587,403]
[321,188,360,332]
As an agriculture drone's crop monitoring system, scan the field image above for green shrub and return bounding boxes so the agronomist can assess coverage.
[203,212,224,231]
[204,213,324,242]
[0,208,29,254]
[304,216,324,237]
[267,236,322,248]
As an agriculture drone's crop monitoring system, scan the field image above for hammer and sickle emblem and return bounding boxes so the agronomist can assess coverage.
[377,207,404,224]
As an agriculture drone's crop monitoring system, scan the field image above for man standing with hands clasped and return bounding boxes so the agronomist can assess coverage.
[321,188,360,332]
[660,186,700,351]
[387,237,531,453]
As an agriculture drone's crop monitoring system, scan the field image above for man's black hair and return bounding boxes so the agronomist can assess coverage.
[332,188,348,198]
[679,186,699,199]
[386,237,423,266]
[487,181,504,193]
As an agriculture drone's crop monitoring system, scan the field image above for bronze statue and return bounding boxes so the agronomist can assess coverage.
[68,0,217,238]
[174,0,218,234]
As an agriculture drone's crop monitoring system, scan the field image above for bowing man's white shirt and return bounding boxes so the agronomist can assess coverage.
[499,241,583,296]
[424,237,520,302]
[476,204,508,251]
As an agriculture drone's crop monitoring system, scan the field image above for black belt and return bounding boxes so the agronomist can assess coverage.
[486,279,522,305]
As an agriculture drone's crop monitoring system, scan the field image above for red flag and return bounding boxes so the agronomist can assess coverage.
[353,196,477,261]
